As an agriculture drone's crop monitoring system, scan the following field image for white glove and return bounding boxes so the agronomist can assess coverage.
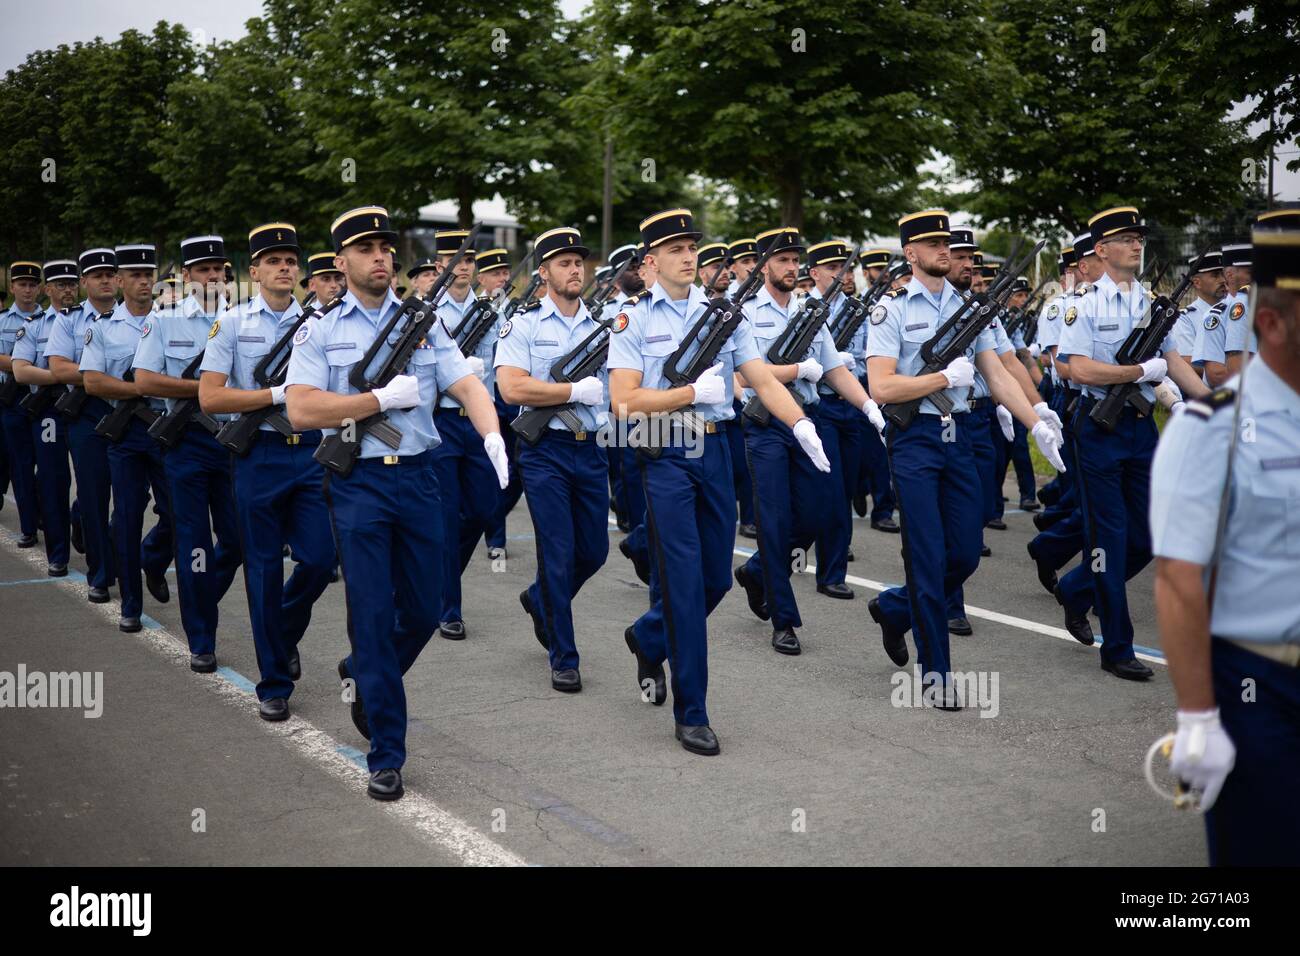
[995,404,1015,442]
[792,417,831,473]
[466,355,486,378]
[1029,342,1043,360]
[1136,357,1168,384]
[373,373,421,412]
[690,362,725,405]
[1160,377,1183,403]
[941,355,975,389]
[269,384,287,405]
[1032,401,1063,441]
[483,432,509,489]
[1170,709,1236,811]
[1031,419,1067,473]
[862,398,886,434]
[568,376,604,406]
[796,358,823,383]
[838,351,857,374]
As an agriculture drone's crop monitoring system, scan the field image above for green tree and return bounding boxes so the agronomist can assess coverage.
[947,0,1262,236]
[586,0,991,237]
[298,0,585,229]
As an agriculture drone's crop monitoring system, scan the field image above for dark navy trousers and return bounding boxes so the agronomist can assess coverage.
[485,395,523,550]
[634,432,734,727]
[164,425,241,655]
[32,412,71,567]
[431,409,499,623]
[105,417,172,619]
[740,414,835,631]
[232,432,334,701]
[875,415,983,691]
[813,395,862,588]
[992,416,1035,516]
[855,375,896,523]
[947,402,996,620]
[518,431,610,671]
[725,399,754,527]
[2,406,39,536]
[325,451,443,772]
[66,400,116,589]
[1205,639,1300,866]
[1055,403,1157,664]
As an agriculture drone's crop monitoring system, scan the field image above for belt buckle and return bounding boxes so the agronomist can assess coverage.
[383,455,399,465]
[286,434,300,445]
[574,430,587,441]
[705,421,717,434]
[458,407,469,417]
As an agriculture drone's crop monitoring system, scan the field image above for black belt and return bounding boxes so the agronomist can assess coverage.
[358,449,434,467]
[967,397,992,411]
[539,426,599,443]
[263,430,321,448]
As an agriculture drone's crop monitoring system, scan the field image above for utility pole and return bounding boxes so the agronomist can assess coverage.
[601,133,613,262]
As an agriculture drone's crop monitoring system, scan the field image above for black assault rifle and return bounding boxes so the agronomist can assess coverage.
[313,225,483,477]
[830,255,900,352]
[94,369,160,442]
[881,238,1047,430]
[742,246,860,427]
[637,238,783,458]
[18,381,65,421]
[216,295,345,456]
[1087,249,1208,432]
[147,350,221,448]
[508,253,637,445]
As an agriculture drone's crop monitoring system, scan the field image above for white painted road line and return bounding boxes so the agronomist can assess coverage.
[0,520,526,868]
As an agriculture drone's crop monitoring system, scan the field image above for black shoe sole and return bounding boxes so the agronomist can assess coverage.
[734,566,770,621]
[816,586,855,600]
[772,641,802,656]
[439,624,466,641]
[551,679,582,693]
[119,621,142,633]
[259,704,291,722]
[869,598,909,667]
[520,591,550,650]
[190,660,217,674]
[675,732,720,756]
[338,659,372,740]
[48,567,68,578]
[948,620,973,636]
[367,785,404,801]
[88,591,111,604]
[624,627,667,705]
[1101,660,1153,681]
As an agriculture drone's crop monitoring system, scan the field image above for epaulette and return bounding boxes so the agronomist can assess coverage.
[520,297,543,313]
[621,291,648,308]
[1184,387,1235,420]
[886,286,906,298]
[1072,282,1092,296]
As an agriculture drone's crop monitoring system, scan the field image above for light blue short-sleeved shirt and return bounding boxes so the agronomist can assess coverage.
[1221,289,1252,356]
[285,288,472,458]
[1057,271,1175,403]
[866,276,996,416]
[1173,298,1207,357]
[81,302,165,410]
[1,306,43,387]
[606,281,760,423]
[133,294,232,416]
[200,294,303,431]
[437,289,498,409]
[1192,296,1229,370]
[971,312,1015,400]
[493,293,609,433]
[1150,360,1300,643]
[46,299,110,368]
[741,285,842,406]
[11,307,67,396]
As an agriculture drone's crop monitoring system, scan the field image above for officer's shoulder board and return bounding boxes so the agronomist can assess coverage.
[1184,387,1235,421]
[886,286,906,298]
[1072,283,1091,297]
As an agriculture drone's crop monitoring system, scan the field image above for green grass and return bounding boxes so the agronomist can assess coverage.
[1027,405,1169,478]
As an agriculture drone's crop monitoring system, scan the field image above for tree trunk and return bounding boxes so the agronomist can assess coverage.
[779,174,804,231]
[457,177,475,230]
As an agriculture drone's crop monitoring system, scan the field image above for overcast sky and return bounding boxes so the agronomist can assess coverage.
[5,1,1295,202]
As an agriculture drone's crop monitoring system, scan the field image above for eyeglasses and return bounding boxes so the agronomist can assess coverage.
[1102,235,1146,247]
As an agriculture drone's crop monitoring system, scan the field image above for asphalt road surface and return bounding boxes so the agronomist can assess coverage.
[0,472,1204,867]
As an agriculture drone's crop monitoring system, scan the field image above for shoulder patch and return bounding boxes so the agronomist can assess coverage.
[869,304,889,325]
[140,321,152,338]
[84,328,94,346]
[611,312,629,333]
[497,319,513,339]
[1046,304,1060,319]
[1204,311,1220,331]
[292,321,312,346]
[1064,306,1078,326]
[1229,302,1245,321]
[207,318,221,339]
[14,326,25,340]
[1184,388,1235,420]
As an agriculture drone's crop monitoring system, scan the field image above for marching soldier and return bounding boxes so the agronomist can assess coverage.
[732,229,879,654]
[133,235,241,671]
[852,248,898,534]
[1172,250,1225,357]
[1,261,46,549]
[46,252,119,600]
[285,206,507,800]
[1053,206,1209,681]
[478,247,524,561]
[603,243,641,536]
[806,241,888,600]
[989,276,1040,523]
[430,229,501,641]
[302,251,346,305]
[866,210,1066,708]
[11,262,76,576]
[198,223,334,720]
[608,208,831,754]
[496,227,610,691]
[405,257,439,299]
[1192,243,1243,388]
[80,245,173,632]
[1149,210,1300,865]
